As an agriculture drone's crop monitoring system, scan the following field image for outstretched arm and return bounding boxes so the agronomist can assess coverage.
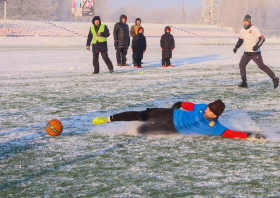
[171,102,195,111]
[221,129,266,140]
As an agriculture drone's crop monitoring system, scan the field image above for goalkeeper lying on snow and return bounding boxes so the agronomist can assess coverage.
[93,99,266,140]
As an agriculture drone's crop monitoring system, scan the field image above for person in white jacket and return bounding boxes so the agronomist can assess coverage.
[233,15,279,88]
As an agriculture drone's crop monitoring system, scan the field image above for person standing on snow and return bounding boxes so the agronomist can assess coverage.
[233,15,279,88]
[86,16,113,74]
[92,99,266,140]
[131,27,146,68]
[161,26,175,67]
[130,18,142,66]
[113,15,130,66]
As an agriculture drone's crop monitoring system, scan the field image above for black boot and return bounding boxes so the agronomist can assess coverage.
[117,63,122,66]
[123,63,129,66]
[110,69,113,74]
[92,71,99,74]
[238,81,248,88]
[272,77,279,89]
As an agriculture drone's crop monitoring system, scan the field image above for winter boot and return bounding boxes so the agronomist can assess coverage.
[110,69,113,74]
[238,81,248,88]
[167,65,173,67]
[123,63,129,66]
[92,72,99,74]
[117,63,122,66]
[92,116,108,125]
[272,77,279,89]
[162,65,166,67]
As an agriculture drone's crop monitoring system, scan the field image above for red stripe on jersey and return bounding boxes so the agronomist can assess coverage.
[258,35,263,38]
[181,102,195,111]
[221,129,248,139]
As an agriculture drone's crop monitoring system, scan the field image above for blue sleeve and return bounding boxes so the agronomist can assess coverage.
[193,104,207,111]
[214,122,227,136]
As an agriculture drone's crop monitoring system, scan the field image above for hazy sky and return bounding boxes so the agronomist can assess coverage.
[110,0,201,9]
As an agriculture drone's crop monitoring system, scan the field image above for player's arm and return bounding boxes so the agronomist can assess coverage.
[221,129,266,140]
[86,29,93,47]
[233,38,243,53]
[171,102,195,111]
[101,25,110,38]
[253,35,265,51]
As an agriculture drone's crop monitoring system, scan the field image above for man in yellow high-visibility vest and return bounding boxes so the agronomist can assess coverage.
[87,16,113,74]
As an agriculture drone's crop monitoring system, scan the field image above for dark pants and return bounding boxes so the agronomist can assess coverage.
[133,54,142,66]
[111,108,178,135]
[93,51,113,73]
[162,58,171,66]
[239,53,276,82]
[116,48,127,65]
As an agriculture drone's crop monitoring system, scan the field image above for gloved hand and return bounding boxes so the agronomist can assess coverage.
[97,32,101,36]
[132,49,134,52]
[253,45,259,51]
[171,48,174,51]
[247,133,266,140]
[114,41,118,48]
[233,47,237,54]
[144,50,146,54]
[86,46,90,51]
[161,48,164,50]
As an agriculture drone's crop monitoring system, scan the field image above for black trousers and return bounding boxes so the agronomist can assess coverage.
[133,54,142,66]
[116,48,127,65]
[93,51,113,73]
[162,58,171,66]
[239,53,276,82]
[111,108,178,135]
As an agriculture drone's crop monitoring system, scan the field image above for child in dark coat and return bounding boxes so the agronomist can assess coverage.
[132,27,146,68]
[160,26,175,67]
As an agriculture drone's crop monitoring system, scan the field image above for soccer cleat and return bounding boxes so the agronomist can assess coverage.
[167,65,173,67]
[92,116,108,125]
[238,81,248,88]
[134,66,139,68]
[138,66,142,68]
[92,72,99,74]
[272,77,279,89]
[162,65,166,67]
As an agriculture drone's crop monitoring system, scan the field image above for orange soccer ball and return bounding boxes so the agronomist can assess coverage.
[46,119,63,136]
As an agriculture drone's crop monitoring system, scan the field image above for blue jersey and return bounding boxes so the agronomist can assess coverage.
[173,104,227,136]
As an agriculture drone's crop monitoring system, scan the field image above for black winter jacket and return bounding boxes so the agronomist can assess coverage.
[132,27,146,60]
[113,15,130,49]
[160,26,175,58]
[86,16,110,53]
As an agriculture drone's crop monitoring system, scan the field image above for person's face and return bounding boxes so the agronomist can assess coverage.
[205,107,217,118]
[94,20,100,25]
[166,29,170,33]
[243,20,250,26]
[136,20,140,26]
[122,17,126,23]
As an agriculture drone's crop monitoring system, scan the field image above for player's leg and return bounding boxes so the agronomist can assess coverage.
[238,54,251,87]
[122,48,128,65]
[162,58,166,67]
[101,51,113,72]
[116,48,121,65]
[93,52,100,74]
[166,58,171,67]
[252,54,279,88]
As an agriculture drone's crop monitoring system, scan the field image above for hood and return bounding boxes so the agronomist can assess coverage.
[138,27,144,34]
[135,18,141,25]
[120,15,127,23]
[165,26,171,33]
[92,16,101,25]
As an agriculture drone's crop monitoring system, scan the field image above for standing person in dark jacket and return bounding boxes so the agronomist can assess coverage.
[233,15,279,88]
[130,18,142,66]
[86,16,113,74]
[161,26,175,67]
[131,27,146,68]
[113,15,130,66]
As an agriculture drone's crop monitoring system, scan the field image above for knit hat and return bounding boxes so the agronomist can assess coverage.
[208,99,225,117]
[138,28,143,33]
[244,15,251,22]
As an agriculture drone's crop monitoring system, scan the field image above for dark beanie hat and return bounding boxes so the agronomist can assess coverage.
[208,99,225,117]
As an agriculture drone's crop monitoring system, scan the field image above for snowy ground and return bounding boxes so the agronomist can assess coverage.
[1,36,280,196]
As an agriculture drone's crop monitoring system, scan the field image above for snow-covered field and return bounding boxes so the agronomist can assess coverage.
[1,36,280,196]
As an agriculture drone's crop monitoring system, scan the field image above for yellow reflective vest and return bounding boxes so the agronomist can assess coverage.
[91,24,107,44]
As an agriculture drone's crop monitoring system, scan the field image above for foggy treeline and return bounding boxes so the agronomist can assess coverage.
[1,0,280,31]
